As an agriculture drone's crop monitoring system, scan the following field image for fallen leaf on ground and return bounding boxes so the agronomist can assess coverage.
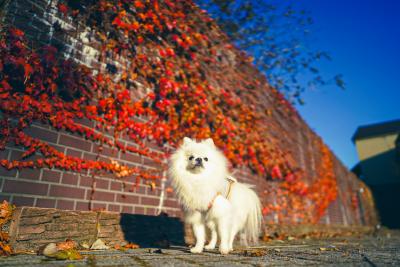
[90,239,110,250]
[57,239,77,250]
[114,244,129,251]
[243,249,267,257]
[0,201,15,256]
[40,239,79,256]
[124,243,140,249]
[319,247,327,251]
[0,242,12,256]
[51,249,83,260]
[41,243,83,260]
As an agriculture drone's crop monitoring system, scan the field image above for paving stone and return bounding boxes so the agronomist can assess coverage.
[1,231,400,266]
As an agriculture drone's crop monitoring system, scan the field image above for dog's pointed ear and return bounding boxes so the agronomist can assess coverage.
[183,137,192,146]
[203,138,215,147]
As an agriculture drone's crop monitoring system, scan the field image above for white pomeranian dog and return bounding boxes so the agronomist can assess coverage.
[168,137,262,255]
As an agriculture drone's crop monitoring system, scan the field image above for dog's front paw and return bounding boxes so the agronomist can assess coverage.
[219,246,230,255]
[204,244,216,250]
[190,246,204,253]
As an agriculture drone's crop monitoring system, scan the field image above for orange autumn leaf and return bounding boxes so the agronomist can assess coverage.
[0,0,340,224]
[56,239,77,251]
[124,243,140,249]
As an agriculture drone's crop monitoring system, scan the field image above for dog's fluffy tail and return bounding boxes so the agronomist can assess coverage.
[243,185,262,244]
[231,183,262,245]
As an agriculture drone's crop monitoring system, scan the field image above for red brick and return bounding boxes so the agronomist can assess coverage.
[0,149,9,159]
[120,151,142,164]
[140,196,159,206]
[83,152,97,161]
[59,134,92,151]
[3,179,48,195]
[75,117,95,128]
[125,184,146,194]
[97,156,112,164]
[108,204,120,212]
[144,140,162,151]
[96,172,114,179]
[36,198,56,208]
[51,144,66,154]
[116,194,139,204]
[42,169,61,183]
[164,199,179,208]
[49,185,85,199]
[79,175,93,187]
[56,199,75,210]
[10,150,23,161]
[62,173,79,185]
[142,157,162,169]
[95,178,110,190]
[66,148,82,158]
[146,186,161,196]
[76,202,90,211]
[93,145,118,157]
[110,181,122,191]
[92,202,107,210]
[87,190,115,202]
[145,207,157,216]
[0,166,17,178]
[24,126,58,143]
[134,206,145,215]
[12,196,35,206]
[121,206,133,213]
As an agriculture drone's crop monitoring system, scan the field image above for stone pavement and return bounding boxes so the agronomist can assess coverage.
[1,230,400,266]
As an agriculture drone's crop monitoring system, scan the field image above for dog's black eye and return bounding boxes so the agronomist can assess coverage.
[204,157,208,162]
[188,156,194,160]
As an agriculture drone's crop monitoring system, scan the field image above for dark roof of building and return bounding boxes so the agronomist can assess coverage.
[352,119,400,143]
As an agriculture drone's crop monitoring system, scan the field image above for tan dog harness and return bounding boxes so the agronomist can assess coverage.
[207,177,236,210]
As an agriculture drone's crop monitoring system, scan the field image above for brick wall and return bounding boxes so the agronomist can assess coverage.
[0,0,377,226]
[0,121,181,217]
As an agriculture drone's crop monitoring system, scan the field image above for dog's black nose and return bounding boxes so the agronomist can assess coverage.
[195,158,202,163]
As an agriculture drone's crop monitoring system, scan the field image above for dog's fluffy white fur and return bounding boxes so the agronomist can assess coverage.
[169,137,262,254]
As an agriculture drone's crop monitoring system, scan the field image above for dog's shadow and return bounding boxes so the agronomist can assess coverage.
[119,213,186,248]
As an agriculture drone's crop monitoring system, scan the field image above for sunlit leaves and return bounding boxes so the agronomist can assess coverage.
[0,0,338,223]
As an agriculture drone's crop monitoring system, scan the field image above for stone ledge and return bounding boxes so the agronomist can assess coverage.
[7,207,185,252]
[263,224,375,240]
[6,207,375,252]
[184,223,375,245]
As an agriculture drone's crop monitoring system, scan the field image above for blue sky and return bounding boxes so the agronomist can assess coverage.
[288,0,400,168]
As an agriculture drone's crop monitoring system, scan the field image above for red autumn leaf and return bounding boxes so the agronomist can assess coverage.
[112,17,123,27]
[124,243,139,249]
[9,28,24,37]
[58,3,68,16]
[134,1,145,9]
[271,165,283,179]
[23,63,33,78]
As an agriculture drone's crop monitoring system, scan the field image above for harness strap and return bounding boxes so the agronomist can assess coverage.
[207,178,235,210]
[225,178,235,199]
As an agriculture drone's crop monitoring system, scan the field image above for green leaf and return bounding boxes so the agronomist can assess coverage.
[46,249,83,260]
